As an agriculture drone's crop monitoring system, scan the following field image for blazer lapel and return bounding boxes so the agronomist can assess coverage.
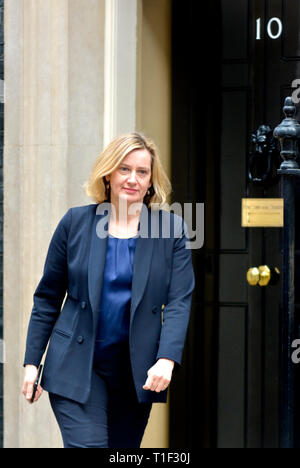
[88,202,155,331]
[88,204,108,329]
[129,227,154,328]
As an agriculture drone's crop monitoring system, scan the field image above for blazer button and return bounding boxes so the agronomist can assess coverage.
[77,335,84,344]
[152,306,159,314]
[81,301,86,309]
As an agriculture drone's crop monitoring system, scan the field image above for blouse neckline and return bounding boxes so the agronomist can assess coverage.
[108,233,139,239]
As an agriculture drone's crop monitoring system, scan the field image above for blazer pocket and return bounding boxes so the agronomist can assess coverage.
[44,328,71,370]
[53,328,72,339]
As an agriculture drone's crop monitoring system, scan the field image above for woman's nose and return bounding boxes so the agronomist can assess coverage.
[128,171,137,182]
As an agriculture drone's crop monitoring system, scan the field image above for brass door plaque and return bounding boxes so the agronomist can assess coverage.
[242,198,284,227]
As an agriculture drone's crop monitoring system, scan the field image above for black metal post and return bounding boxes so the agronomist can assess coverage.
[274,96,300,448]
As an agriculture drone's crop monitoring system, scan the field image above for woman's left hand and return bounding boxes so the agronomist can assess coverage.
[143,358,175,392]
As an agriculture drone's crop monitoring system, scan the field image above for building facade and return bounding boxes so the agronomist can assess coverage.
[3,0,300,449]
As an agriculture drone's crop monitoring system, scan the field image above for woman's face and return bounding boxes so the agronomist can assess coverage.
[106,149,152,209]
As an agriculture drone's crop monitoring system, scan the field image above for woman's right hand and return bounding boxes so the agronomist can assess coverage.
[22,365,43,404]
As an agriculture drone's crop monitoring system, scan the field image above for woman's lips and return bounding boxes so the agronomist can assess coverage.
[123,188,137,193]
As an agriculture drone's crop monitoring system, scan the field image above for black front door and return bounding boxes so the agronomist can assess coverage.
[170,0,300,448]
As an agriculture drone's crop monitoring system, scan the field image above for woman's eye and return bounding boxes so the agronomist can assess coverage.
[120,167,128,172]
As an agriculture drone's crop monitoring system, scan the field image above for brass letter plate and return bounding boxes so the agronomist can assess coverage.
[242,198,284,227]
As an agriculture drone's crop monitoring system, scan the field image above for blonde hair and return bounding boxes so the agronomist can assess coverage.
[83,132,172,208]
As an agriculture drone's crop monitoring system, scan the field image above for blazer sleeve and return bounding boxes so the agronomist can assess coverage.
[23,208,72,367]
[155,216,195,371]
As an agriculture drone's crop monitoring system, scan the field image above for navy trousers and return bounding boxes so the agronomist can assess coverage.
[48,343,152,448]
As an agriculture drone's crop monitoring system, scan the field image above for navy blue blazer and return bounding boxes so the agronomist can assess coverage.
[23,202,195,404]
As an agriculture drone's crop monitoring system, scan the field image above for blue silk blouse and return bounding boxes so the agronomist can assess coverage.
[93,233,138,367]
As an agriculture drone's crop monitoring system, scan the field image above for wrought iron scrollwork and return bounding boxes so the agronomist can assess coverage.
[248,124,281,186]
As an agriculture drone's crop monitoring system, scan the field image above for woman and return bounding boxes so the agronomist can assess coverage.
[22,132,195,448]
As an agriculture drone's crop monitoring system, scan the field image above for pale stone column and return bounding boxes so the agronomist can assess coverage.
[103,0,138,146]
[4,0,105,448]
